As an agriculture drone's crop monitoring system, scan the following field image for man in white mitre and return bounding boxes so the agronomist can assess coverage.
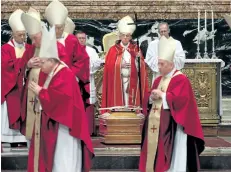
[145,22,185,83]
[25,25,94,172]
[1,9,28,148]
[20,7,67,146]
[76,30,105,135]
[44,0,90,108]
[100,16,149,116]
[64,17,76,34]
[139,36,204,172]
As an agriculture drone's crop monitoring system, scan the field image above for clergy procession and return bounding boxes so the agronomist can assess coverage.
[2,0,231,171]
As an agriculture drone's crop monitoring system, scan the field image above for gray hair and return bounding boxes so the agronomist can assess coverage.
[158,22,170,34]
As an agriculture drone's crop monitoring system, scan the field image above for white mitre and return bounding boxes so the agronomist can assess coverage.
[64,17,75,34]
[39,26,59,61]
[117,15,136,34]
[224,14,231,28]
[21,7,42,35]
[158,36,176,62]
[45,0,68,25]
[9,9,25,32]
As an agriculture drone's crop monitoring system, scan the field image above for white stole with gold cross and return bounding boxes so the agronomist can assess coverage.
[145,71,182,172]
[25,48,41,140]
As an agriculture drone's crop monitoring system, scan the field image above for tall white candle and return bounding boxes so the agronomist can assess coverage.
[205,10,207,32]
[198,10,200,33]
[203,10,209,59]
[211,9,217,59]
[212,10,214,32]
[212,10,215,52]
[195,10,202,59]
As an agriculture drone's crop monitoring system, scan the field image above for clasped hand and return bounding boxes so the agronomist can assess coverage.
[28,81,42,96]
[150,89,164,100]
[27,57,42,68]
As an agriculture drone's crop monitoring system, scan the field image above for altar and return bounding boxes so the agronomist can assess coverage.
[183,59,224,135]
[94,58,224,142]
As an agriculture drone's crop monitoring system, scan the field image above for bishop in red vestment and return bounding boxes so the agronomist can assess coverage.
[100,16,149,117]
[44,0,90,108]
[20,8,72,143]
[1,9,28,145]
[27,25,94,172]
[139,36,205,172]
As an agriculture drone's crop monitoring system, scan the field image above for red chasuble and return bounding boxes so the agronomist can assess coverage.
[101,40,149,114]
[20,42,68,135]
[139,72,205,172]
[62,34,90,108]
[1,41,33,130]
[63,34,89,83]
[27,67,94,172]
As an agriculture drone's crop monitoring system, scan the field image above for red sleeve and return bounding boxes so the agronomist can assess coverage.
[71,38,90,83]
[56,42,69,66]
[100,47,114,114]
[166,75,204,145]
[1,44,23,103]
[38,68,94,170]
[140,50,149,93]
[38,74,76,127]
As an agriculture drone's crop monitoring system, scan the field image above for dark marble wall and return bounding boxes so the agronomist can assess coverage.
[1,19,231,95]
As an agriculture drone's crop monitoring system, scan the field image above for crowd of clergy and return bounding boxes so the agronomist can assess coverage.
[2,0,231,171]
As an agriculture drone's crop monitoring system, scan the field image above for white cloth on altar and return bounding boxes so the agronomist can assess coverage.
[86,46,104,104]
[1,101,27,143]
[145,37,185,83]
[52,124,82,172]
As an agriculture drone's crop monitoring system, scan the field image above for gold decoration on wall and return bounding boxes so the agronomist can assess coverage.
[194,71,212,108]
[181,63,219,125]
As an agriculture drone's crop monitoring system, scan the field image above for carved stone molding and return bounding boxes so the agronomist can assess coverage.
[1,0,231,19]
